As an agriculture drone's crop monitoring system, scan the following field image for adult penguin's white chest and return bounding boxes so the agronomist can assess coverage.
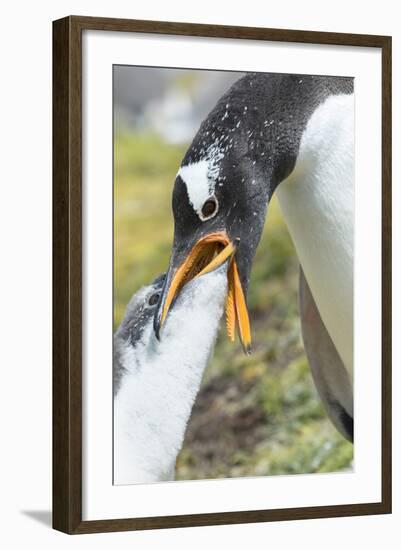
[276,93,354,376]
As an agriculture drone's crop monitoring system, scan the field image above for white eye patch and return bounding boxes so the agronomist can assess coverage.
[177,160,215,219]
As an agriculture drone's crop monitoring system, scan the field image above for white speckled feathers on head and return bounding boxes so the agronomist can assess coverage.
[177,140,225,219]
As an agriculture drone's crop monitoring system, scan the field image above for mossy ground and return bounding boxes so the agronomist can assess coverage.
[114,132,353,480]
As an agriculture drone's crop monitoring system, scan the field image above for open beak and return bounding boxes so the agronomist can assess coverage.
[154,231,252,354]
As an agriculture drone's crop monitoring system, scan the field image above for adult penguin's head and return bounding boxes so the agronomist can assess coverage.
[153,81,279,353]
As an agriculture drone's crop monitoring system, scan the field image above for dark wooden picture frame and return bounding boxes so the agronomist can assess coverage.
[53,15,392,534]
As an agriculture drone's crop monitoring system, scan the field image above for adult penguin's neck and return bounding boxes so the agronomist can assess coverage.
[182,73,353,198]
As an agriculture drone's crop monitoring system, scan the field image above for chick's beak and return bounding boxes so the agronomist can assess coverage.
[154,231,252,354]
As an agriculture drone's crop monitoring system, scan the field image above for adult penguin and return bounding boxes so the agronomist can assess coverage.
[154,73,354,442]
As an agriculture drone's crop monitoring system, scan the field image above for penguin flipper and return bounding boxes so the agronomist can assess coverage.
[299,267,354,443]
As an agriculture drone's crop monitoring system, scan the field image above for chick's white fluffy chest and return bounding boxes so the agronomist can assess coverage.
[276,93,354,376]
[114,270,227,485]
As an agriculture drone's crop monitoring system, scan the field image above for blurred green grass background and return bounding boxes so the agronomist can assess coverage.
[114,131,353,480]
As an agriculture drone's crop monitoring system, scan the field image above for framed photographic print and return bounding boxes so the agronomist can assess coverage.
[52,15,392,534]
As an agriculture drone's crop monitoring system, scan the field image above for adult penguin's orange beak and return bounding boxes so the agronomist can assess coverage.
[154,231,252,354]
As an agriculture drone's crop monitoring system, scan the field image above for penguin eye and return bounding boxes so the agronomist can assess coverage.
[148,292,160,307]
[200,196,219,220]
